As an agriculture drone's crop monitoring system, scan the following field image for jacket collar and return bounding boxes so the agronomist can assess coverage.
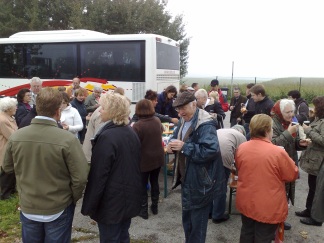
[31,118,58,127]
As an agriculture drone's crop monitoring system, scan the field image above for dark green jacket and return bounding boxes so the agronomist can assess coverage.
[272,115,305,205]
[2,118,88,215]
[300,118,324,176]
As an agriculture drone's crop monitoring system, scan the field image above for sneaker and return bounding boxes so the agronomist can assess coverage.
[284,222,291,230]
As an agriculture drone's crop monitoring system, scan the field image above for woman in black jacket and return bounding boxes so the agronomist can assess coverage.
[81,92,143,242]
[15,88,31,126]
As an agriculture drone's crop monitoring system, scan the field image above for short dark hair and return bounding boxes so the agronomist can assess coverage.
[191,83,198,88]
[246,83,255,89]
[250,84,266,97]
[313,96,324,119]
[135,99,155,118]
[36,87,63,117]
[287,90,301,99]
[210,79,219,87]
[144,90,158,101]
[17,88,30,103]
[62,92,70,104]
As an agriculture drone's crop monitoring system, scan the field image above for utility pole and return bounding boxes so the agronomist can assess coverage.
[299,77,302,91]
[231,61,234,97]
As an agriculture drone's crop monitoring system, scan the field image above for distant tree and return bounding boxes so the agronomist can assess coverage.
[0,0,189,77]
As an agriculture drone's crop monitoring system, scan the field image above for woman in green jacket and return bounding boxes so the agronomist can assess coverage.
[298,96,324,226]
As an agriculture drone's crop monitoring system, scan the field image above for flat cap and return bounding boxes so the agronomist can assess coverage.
[172,91,196,108]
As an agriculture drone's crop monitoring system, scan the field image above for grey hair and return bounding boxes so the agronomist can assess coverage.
[194,89,208,99]
[232,124,246,137]
[30,77,42,84]
[93,85,103,92]
[280,99,295,113]
[0,97,18,112]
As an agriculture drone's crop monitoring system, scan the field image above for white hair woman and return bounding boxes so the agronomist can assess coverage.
[81,93,143,242]
[0,97,18,200]
[271,98,309,230]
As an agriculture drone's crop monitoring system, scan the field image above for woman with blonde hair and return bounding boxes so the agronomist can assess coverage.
[0,97,18,200]
[81,93,143,242]
[235,114,298,242]
[209,90,220,102]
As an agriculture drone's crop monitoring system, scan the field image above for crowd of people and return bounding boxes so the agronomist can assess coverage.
[0,77,323,243]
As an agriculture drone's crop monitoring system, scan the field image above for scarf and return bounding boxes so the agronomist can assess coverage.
[271,100,296,137]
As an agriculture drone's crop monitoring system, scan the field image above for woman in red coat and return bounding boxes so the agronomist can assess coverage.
[235,114,298,242]
[133,99,164,219]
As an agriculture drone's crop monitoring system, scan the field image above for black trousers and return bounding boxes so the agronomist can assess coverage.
[240,214,278,243]
[306,174,317,211]
[0,169,16,200]
[141,167,161,201]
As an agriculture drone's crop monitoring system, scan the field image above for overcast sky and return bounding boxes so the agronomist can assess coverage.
[166,0,324,79]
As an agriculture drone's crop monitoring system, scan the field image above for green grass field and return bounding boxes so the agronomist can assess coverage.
[182,76,323,104]
[0,195,20,242]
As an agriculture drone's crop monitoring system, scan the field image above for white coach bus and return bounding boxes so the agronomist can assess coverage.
[0,29,180,102]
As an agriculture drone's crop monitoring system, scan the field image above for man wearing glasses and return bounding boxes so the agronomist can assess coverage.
[167,91,225,243]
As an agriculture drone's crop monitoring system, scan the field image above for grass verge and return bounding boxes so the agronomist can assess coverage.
[0,194,21,242]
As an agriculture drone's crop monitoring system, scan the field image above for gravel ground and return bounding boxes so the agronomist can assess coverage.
[71,111,324,243]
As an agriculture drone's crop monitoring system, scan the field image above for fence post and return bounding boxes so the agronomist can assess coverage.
[299,77,302,91]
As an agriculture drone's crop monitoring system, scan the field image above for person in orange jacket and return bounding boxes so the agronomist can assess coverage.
[235,114,299,242]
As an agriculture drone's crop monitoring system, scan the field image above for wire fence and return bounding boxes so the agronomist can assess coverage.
[182,76,324,103]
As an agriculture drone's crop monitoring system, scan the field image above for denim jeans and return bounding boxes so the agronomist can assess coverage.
[182,204,210,243]
[210,166,231,219]
[20,203,75,243]
[243,123,250,141]
[98,218,131,243]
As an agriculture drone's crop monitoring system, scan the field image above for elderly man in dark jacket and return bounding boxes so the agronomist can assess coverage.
[229,87,247,127]
[167,91,225,243]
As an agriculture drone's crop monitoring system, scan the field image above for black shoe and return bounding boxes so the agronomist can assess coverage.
[212,214,230,224]
[138,211,148,220]
[208,213,212,219]
[284,222,291,230]
[151,204,158,215]
[295,209,310,217]
[300,218,322,226]
[138,204,148,220]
